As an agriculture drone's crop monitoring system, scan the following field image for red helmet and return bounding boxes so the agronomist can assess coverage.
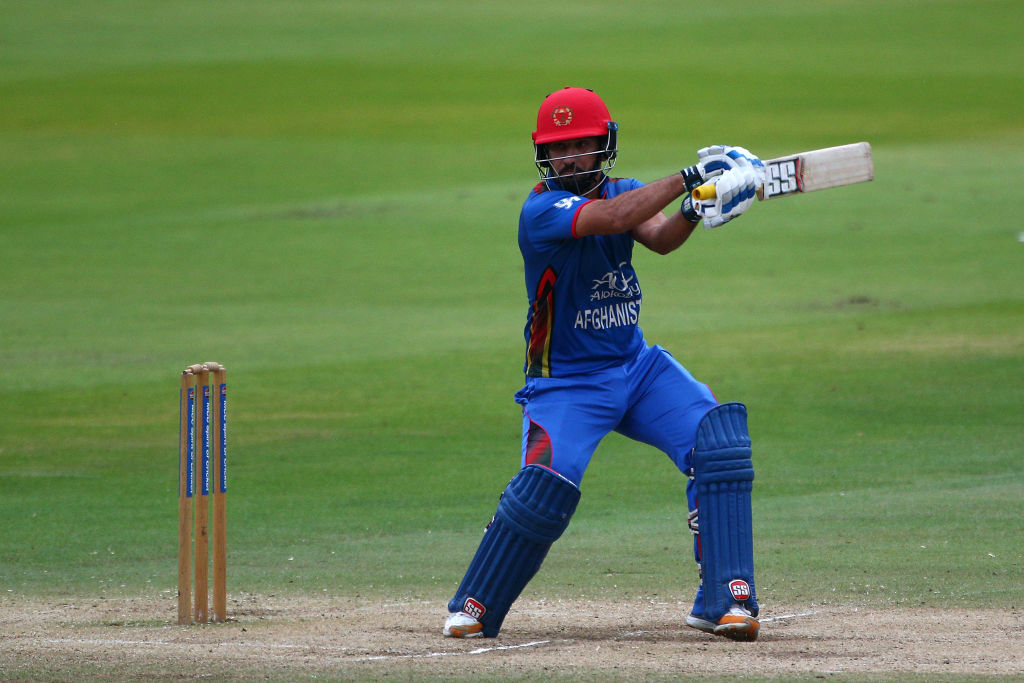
[532,88,619,194]
[532,87,616,144]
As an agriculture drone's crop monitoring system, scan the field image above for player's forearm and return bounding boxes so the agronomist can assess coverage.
[633,210,698,254]
[575,174,685,237]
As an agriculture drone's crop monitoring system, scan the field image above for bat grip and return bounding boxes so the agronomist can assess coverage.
[691,184,716,201]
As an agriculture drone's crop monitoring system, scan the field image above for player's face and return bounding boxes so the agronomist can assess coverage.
[547,137,603,176]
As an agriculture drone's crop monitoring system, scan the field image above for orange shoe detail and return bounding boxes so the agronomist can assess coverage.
[714,613,759,641]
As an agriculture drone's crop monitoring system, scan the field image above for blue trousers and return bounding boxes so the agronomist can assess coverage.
[515,344,717,488]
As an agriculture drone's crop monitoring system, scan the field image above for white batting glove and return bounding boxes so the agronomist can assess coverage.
[693,165,760,228]
[690,145,765,228]
[696,145,765,182]
[681,145,762,190]
[696,144,731,176]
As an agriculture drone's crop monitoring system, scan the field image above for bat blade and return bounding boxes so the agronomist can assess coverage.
[760,142,873,200]
[691,142,873,201]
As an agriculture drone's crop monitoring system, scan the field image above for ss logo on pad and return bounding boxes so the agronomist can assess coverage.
[728,579,752,600]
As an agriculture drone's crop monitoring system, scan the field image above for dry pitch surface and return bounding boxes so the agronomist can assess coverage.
[2,596,1022,680]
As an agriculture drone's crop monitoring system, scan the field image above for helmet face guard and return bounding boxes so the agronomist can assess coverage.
[532,88,619,195]
[534,123,618,195]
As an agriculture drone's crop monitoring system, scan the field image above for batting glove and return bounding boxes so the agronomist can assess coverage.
[680,164,708,193]
[679,156,723,223]
[681,145,755,190]
[693,165,760,228]
[681,146,765,226]
[697,145,765,180]
[690,145,765,228]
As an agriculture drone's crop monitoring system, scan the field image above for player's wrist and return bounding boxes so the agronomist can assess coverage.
[681,194,700,224]
[680,165,704,193]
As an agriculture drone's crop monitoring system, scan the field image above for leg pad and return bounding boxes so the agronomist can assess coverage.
[692,402,759,621]
[448,464,580,637]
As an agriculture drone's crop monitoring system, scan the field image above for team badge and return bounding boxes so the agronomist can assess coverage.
[551,105,574,127]
[463,597,486,620]
[728,579,752,601]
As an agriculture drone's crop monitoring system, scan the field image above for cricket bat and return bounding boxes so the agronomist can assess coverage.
[691,142,873,201]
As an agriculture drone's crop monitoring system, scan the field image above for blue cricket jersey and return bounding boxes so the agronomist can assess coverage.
[519,177,648,377]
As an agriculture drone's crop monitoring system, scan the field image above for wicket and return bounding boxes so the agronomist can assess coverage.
[178,362,227,625]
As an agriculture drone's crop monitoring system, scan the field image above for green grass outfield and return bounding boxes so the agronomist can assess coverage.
[1,0,1021,636]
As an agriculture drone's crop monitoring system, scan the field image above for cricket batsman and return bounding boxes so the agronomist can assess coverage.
[444,87,764,641]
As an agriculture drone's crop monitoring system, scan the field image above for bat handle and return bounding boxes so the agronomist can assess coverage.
[691,184,716,201]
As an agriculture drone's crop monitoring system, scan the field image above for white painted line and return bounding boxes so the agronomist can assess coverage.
[351,640,551,662]
[35,636,550,662]
[759,610,821,623]
[33,614,820,661]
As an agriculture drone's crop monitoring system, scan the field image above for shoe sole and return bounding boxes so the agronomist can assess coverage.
[687,614,759,641]
[443,623,484,638]
[685,615,716,634]
[714,615,759,641]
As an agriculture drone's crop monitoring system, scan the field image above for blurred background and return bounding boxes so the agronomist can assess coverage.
[1,1,1021,610]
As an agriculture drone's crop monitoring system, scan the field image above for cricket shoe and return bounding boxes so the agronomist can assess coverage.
[686,604,759,642]
[443,611,484,638]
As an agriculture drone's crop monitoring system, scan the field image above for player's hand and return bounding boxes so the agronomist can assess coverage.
[681,145,735,189]
[682,145,762,189]
[697,145,764,179]
[693,165,760,228]
[679,145,745,189]
[682,146,764,225]
[691,145,764,228]
[679,164,708,193]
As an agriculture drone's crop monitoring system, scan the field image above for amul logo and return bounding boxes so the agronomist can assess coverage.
[552,105,574,127]
[728,579,752,600]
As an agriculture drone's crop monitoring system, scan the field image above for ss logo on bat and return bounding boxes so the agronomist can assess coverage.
[764,158,800,198]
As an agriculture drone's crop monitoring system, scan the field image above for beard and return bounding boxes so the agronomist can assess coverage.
[551,166,605,196]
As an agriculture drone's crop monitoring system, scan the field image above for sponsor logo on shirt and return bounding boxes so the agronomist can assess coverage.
[573,262,642,330]
[553,196,584,210]
[590,262,640,301]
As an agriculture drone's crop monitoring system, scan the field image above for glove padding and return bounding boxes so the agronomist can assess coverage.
[694,166,759,228]
[682,145,761,192]
[697,145,763,178]
[692,145,765,228]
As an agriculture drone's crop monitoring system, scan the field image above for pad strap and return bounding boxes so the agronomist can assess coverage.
[448,464,580,637]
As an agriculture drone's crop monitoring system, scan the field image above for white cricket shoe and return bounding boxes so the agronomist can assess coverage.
[686,604,759,641]
[443,611,484,638]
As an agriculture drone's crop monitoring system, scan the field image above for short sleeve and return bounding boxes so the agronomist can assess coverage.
[520,191,592,248]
